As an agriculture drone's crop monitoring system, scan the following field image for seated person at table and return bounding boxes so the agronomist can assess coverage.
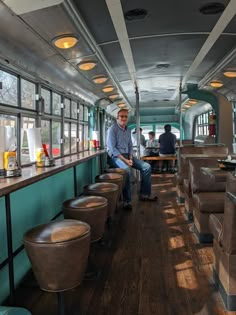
[144,131,159,171]
[158,124,176,172]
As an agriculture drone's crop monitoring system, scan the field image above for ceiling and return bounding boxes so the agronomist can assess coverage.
[1,0,236,122]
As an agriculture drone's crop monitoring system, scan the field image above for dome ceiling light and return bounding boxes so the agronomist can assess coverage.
[92,75,108,84]
[223,71,236,78]
[209,80,223,88]
[52,35,78,49]
[78,61,97,71]
[102,85,114,93]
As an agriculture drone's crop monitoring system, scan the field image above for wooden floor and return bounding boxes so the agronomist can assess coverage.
[15,174,236,315]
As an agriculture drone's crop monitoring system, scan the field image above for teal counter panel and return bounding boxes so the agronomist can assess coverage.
[0,197,7,263]
[0,265,10,303]
[13,251,31,290]
[10,168,74,251]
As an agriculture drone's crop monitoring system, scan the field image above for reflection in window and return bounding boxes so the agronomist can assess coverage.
[21,117,36,164]
[0,70,18,106]
[41,120,50,154]
[41,88,51,114]
[21,79,36,109]
[64,122,70,155]
[64,98,70,118]
[52,92,61,115]
[71,123,77,153]
[71,101,77,119]
[52,121,61,157]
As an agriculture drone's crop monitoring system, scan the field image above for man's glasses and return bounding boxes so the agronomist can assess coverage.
[118,115,128,118]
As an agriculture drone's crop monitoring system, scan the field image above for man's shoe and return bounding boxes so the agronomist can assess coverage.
[139,195,158,202]
[123,201,132,210]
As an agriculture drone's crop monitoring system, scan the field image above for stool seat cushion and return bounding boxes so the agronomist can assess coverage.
[0,307,31,315]
[63,196,107,210]
[85,182,118,192]
[24,219,90,243]
[97,173,122,180]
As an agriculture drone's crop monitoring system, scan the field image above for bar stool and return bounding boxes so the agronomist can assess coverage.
[95,173,123,203]
[24,219,91,315]
[0,307,31,315]
[62,196,108,242]
[104,168,127,189]
[62,196,108,278]
[83,182,119,219]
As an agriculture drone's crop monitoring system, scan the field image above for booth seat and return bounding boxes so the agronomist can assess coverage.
[176,145,228,202]
[209,173,236,311]
[184,157,225,221]
[189,158,226,243]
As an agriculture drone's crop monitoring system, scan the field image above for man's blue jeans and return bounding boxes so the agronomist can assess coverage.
[110,156,152,202]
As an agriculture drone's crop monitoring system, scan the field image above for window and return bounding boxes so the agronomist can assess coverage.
[21,79,36,109]
[79,104,84,121]
[21,117,36,164]
[0,70,18,106]
[41,120,50,155]
[41,88,51,114]
[196,111,213,136]
[64,98,70,118]
[71,123,77,153]
[64,122,70,155]
[71,101,78,119]
[52,92,61,116]
[52,121,61,157]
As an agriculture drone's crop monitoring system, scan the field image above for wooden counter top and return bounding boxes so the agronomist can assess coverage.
[0,150,106,197]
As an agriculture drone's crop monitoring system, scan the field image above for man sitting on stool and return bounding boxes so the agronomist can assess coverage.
[158,124,176,173]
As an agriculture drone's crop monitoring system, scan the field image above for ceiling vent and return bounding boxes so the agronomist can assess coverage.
[156,63,170,69]
[199,2,225,15]
[124,9,148,21]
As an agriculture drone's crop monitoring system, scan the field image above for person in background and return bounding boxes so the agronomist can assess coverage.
[132,127,146,157]
[144,131,159,171]
[158,124,177,172]
[107,109,158,210]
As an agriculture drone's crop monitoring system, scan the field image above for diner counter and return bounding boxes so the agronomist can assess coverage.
[0,150,106,197]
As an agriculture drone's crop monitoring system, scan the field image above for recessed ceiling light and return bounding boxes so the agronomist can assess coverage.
[52,35,78,49]
[185,104,191,108]
[109,93,119,99]
[102,85,114,93]
[189,99,198,104]
[117,102,126,107]
[223,71,236,78]
[209,80,223,88]
[78,61,97,71]
[199,2,225,15]
[92,75,108,84]
[124,8,148,21]
[156,63,170,69]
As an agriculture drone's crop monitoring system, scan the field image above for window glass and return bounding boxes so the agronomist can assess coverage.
[21,79,36,109]
[71,101,77,119]
[71,123,77,153]
[52,121,61,157]
[79,104,84,121]
[64,98,70,118]
[52,92,61,115]
[41,88,51,114]
[64,122,70,155]
[41,120,50,155]
[0,70,18,106]
[0,115,17,153]
[84,106,88,122]
[21,117,36,164]
[84,125,89,150]
[78,124,83,151]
